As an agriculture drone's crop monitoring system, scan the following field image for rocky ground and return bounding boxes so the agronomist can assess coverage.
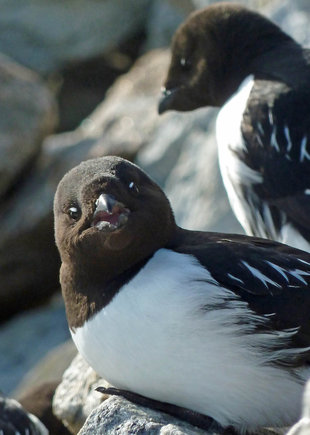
[1,0,310,433]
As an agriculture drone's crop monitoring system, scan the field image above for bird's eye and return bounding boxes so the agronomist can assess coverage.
[68,205,81,220]
[128,181,139,194]
[180,57,191,70]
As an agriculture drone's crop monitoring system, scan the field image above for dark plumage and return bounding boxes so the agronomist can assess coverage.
[0,392,48,434]
[54,156,310,433]
[159,2,310,252]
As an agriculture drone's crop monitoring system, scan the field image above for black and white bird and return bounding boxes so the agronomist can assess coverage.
[0,392,48,435]
[159,2,310,252]
[54,156,310,433]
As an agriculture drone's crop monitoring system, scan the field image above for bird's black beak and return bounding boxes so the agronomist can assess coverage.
[158,87,179,114]
[95,193,118,214]
[91,193,130,232]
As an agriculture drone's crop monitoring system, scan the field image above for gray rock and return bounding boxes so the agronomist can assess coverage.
[165,113,236,232]
[0,0,150,74]
[137,107,242,233]
[75,48,171,161]
[78,395,286,435]
[78,395,208,435]
[53,353,109,434]
[145,0,195,50]
[265,0,310,46]
[18,381,71,435]
[13,340,76,400]
[0,53,56,199]
[0,295,70,395]
[191,0,276,9]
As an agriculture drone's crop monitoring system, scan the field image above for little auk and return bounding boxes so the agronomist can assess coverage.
[159,2,310,252]
[0,392,48,434]
[54,156,310,433]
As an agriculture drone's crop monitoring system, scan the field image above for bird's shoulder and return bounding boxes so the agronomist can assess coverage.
[242,77,310,169]
[237,78,310,237]
[169,230,310,348]
[171,230,310,294]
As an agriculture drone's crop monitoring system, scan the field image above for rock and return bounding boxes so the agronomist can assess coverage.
[265,0,310,46]
[0,53,56,200]
[78,395,286,435]
[13,340,76,399]
[0,296,70,395]
[78,395,208,435]
[136,106,242,233]
[56,31,146,132]
[145,0,195,50]
[53,353,109,434]
[286,381,310,435]
[0,0,150,74]
[0,54,57,322]
[19,381,71,435]
[53,353,285,435]
[0,392,48,434]
[60,48,171,161]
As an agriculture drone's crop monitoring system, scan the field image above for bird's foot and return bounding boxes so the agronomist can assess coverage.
[96,386,234,433]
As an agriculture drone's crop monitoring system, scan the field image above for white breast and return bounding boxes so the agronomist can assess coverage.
[72,248,308,431]
[216,75,264,236]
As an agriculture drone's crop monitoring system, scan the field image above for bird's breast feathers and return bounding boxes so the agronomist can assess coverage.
[216,75,265,235]
[72,248,308,429]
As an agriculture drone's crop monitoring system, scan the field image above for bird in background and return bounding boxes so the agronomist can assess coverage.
[54,155,310,433]
[0,392,48,435]
[159,2,310,253]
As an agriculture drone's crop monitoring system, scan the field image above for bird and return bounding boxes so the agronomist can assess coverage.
[54,155,310,433]
[158,2,310,252]
[0,392,48,434]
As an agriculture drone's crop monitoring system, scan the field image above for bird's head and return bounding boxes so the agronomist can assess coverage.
[159,2,293,114]
[159,9,221,113]
[54,156,175,275]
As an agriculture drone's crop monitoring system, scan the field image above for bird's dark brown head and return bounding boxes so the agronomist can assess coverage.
[159,2,295,114]
[54,156,175,278]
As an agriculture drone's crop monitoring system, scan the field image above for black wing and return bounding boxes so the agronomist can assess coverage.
[172,230,310,357]
[240,78,310,242]
[0,393,45,434]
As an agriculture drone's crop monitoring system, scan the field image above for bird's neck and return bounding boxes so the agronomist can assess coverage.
[214,34,302,105]
[60,219,179,330]
[60,250,155,330]
[60,260,106,330]
[252,45,310,90]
